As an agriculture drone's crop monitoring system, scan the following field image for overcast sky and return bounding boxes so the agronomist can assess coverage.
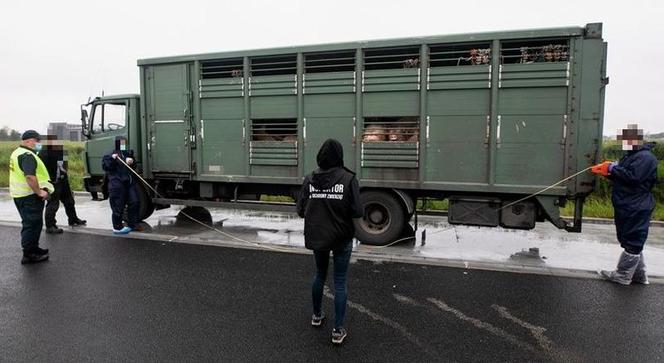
[1,0,661,135]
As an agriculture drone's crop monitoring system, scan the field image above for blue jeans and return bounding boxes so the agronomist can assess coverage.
[312,242,352,329]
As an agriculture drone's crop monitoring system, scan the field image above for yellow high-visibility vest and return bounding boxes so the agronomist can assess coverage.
[9,147,54,198]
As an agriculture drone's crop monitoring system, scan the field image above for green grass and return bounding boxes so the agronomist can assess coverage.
[260,195,294,203]
[560,197,664,221]
[417,199,449,211]
[0,141,86,191]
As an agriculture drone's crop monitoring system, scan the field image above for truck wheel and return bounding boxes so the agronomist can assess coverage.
[122,183,155,222]
[354,191,406,246]
[136,183,155,221]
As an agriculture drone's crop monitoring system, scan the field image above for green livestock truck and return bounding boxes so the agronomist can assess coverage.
[80,23,608,245]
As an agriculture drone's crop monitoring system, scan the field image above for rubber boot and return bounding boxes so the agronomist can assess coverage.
[631,252,650,285]
[599,251,640,285]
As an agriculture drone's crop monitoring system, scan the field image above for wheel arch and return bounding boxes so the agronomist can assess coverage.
[358,187,415,217]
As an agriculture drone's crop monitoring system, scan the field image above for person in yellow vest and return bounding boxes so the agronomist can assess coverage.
[9,130,55,264]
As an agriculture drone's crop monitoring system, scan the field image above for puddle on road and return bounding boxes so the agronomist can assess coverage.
[0,192,663,275]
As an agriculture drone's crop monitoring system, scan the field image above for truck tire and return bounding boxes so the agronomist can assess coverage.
[354,191,406,246]
[136,183,155,221]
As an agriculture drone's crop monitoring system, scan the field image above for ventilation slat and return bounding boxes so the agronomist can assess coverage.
[251,119,298,141]
[364,46,421,71]
[429,43,492,67]
[251,55,297,76]
[201,58,244,79]
[305,50,355,74]
[501,39,570,64]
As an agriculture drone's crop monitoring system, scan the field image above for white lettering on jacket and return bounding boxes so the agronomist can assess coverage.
[309,184,344,200]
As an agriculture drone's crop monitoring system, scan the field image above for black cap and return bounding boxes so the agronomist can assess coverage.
[21,130,41,141]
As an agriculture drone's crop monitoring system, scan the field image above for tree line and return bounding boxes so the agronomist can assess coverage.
[0,126,22,141]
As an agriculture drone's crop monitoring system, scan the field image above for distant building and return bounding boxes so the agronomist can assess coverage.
[47,122,83,141]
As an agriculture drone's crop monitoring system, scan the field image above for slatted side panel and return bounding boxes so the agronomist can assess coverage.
[428,65,491,90]
[427,66,491,90]
[363,68,420,92]
[249,74,297,96]
[500,62,570,88]
[199,78,244,98]
[303,71,355,94]
[199,58,244,98]
[249,141,298,166]
[361,142,419,168]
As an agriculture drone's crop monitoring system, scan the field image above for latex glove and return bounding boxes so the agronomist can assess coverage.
[608,161,618,173]
[111,153,118,159]
[590,161,613,177]
[125,157,134,165]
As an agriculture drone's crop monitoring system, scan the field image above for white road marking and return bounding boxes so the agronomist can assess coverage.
[393,293,421,306]
[323,287,434,356]
[491,305,578,362]
[426,297,538,354]
[492,305,553,351]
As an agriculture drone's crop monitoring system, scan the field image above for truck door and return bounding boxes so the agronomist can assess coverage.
[85,100,130,176]
[147,64,193,174]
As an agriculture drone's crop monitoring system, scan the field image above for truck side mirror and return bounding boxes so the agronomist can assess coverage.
[80,108,90,138]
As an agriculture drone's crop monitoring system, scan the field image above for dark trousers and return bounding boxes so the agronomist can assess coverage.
[615,208,653,254]
[312,242,352,329]
[14,194,45,251]
[109,182,139,230]
[45,178,79,228]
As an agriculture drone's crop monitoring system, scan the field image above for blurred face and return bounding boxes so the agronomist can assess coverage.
[44,138,64,150]
[617,124,644,151]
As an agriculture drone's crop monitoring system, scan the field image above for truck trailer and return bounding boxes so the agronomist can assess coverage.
[81,23,608,245]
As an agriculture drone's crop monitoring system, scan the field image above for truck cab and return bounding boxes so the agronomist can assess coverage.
[80,94,143,201]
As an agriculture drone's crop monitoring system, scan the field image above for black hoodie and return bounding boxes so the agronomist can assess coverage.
[297,139,363,251]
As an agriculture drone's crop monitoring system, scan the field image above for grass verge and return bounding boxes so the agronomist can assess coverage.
[0,141,86,191]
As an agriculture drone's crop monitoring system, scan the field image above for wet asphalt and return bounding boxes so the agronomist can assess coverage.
[1,226,663,362]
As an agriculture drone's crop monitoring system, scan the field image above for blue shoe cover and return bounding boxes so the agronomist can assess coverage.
[113,226,132,235]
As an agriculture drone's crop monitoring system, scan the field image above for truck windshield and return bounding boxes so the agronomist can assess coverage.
[90,103,127,133]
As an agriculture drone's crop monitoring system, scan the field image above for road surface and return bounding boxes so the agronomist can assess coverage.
[1,226,663,362]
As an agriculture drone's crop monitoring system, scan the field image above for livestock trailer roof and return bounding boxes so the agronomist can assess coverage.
[138,24,596,66]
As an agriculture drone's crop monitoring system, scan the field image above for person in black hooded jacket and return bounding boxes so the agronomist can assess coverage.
[296,139,362,345]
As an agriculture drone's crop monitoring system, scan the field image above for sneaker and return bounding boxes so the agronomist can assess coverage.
[46,226,64,234]
[332,328,347,345]
[311,313,326,327]
[69,219,87,226]
[21,252,49,265]
[112,226,132,235]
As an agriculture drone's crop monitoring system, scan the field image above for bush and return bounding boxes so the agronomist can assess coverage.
[602,140,664,160]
